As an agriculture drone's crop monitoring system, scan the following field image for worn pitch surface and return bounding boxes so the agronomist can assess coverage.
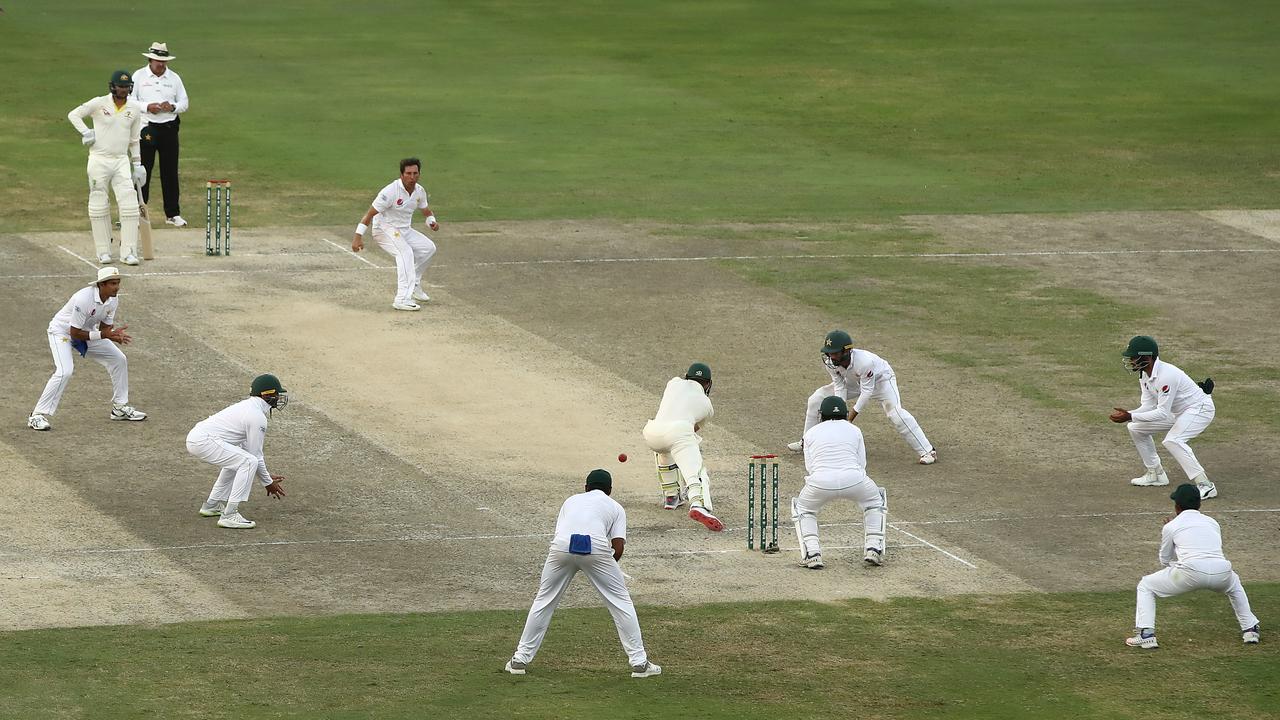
[3,212,1278,630]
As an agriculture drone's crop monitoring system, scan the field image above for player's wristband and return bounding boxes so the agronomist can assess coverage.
[355,223,368,236]
[89,331,102,341]
[426,215,437,225]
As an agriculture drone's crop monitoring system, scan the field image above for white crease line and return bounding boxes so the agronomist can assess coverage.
[889,524,977,568]
[816,507,1280,530]
[323,237,384,268]
[9,246,1278,283]
[57,245,100,269]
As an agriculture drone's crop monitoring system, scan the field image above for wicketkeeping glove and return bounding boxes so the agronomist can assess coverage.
[1197,377,1214,395]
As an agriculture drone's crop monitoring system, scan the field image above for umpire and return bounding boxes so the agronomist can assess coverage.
[131,42,189,226]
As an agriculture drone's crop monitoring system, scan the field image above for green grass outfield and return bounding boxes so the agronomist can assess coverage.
[1,1,1277,229]
[2,586,1276,719]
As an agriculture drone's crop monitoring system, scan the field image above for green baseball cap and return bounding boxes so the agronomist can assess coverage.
[585,469,613,491]
[1170,484,1201,510]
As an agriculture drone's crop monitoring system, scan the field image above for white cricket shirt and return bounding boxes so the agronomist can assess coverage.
[549,490,627,554]
[802,419,868,489]
[67,95,142,160]
[651,377,713,426]
[1131,359,1211,422]
[188,397,275,485]
[370,178,428,230]
[130,65,189,124]
[48,285,117,336]
[1158,510,1230,567]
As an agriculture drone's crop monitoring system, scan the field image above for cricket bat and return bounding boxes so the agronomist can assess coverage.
[136,180,154,260]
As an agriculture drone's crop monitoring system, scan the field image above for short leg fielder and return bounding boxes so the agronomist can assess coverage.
[372,226,437,306]
[87,155,140,260]
[512,551,648,668]
[1127,402,1215,481]
[34,333,130,416]
[186,431,261,507]
[1135,564,1258,633]
[792,480,887,567]
[804,378,933,459]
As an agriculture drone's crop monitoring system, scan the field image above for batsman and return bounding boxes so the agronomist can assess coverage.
[642,363,722,532]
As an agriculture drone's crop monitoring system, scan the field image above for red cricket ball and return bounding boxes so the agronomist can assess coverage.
[618,453,628,463]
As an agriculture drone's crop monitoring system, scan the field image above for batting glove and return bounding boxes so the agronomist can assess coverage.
[132,164,147,185]
[81,130,96,146]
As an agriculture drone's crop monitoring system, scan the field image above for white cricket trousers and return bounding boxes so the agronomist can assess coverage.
[642,419,713,510]
[372,226,437,305]
[33,333,129,415]
[804,375,932,456]
[1127,399,1215,480]
[792,473,886,558]
[1135,560,1258,631]
[186,430,260,504]
[87,154,140,258]
[512,551,648,667]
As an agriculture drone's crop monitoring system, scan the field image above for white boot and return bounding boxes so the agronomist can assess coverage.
[1129,467,1169,486]
[1192,473,1218,499]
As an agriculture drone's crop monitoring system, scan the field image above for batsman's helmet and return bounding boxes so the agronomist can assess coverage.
[819,395,849,421]
[109,69,133,89]
[685,362,711,382]
[251,373,289,409]
[822,330,853,354]
[1122,336,1158,372]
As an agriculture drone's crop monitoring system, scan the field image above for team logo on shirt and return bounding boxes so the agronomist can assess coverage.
[1161,385,1169,393]
[90,309,97,316]
[396,198,404,206]
[866,370,873,378]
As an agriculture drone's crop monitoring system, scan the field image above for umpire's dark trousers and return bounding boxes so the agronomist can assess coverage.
[141,119,181,219]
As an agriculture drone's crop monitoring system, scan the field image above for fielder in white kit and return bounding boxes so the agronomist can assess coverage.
[787,330,936,465]
[68,70,147,265]
[28,266,147,431]
[642,362,723,532]
[793,396,889,569]
[352,157,439,311]
[1125,484,1259,649]
[506,469,661,678]
[1110,335,1218,500]
[187,374,288,529]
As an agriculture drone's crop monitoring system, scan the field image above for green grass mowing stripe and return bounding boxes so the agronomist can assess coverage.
[2,1,1278,230]
[1,586,1276,719]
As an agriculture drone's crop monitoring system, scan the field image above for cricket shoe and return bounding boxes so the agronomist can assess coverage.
[786,440,803,453]
[662,489,687,510]
[918,449,938,465]
[411,287,431,302]
[630,661,662,678]
[98,253,114,264]
[1193,474,1218,499]
[27,414,51,431]
[110,404,148,421]
[801,552,824,570]
[1130,468,1169,486]
[504,659,528,675]
[688,506,724,532]
[864,548,885,567]
[1242,625,1260,644]
[198,500,227,517]
[216,512,256,529]
[1125,629,1158,649]
[391,301,421,311]
[166,216,188,227]
[122,254,140,266]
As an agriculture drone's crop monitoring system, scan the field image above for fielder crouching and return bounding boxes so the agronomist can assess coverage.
[186,374,288,529]
[792,395,888,569]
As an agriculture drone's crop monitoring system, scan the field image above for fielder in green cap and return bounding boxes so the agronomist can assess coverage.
[1124,484,1259,649]
[1110,335,1218,500]
[505,470,661,678]
[641,363,723,531]
[786,330,937,465]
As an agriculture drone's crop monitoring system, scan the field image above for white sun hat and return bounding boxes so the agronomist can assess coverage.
[142,42,176,61]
